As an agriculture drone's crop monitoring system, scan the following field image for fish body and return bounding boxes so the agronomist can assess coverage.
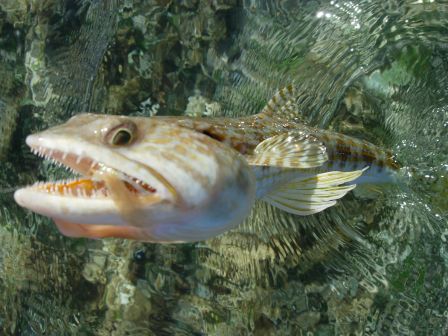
[14,86,399,242]
[173,113,399,195]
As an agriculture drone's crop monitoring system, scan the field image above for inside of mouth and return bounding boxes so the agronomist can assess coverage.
[35,178,156,198]
[31,146,156,198]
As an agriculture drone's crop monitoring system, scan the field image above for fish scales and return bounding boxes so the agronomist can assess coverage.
[178,114,398,185]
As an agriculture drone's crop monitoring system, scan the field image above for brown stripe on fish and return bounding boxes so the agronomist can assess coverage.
[335,138,351,159]
[360,144,376,164]
[376,159,385,172]
[317,132,396,172]
[386,157,400,170]
[147,138,172,145]
[193,143,214,156]
[201,128,226,142]
[174,140,214,159]
[158,151,212,190]
[173,144,187,155]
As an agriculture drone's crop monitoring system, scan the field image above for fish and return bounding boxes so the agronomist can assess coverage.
[14,85,399,243]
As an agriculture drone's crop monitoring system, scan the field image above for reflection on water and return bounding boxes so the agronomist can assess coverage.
[0,0,447,334]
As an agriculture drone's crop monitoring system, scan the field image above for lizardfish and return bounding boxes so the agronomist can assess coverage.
[14,86,399,243]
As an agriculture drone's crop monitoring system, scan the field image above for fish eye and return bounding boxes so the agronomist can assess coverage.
[113,129,132,145]
[106,122,137,146]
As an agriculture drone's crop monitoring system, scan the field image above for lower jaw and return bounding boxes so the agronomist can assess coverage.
[54,219,152,241]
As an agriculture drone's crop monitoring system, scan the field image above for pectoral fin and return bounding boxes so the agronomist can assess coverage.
[263,168,367,215]
[247,132,328,169]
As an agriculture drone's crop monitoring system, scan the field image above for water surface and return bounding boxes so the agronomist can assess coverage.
[0,0,447,334]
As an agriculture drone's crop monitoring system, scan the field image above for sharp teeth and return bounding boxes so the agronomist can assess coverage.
[28,147,117,199]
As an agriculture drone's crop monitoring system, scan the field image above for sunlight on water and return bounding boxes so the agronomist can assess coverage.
[0,0,447,334]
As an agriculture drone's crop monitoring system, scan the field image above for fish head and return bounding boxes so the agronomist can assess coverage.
[14,113,256,242]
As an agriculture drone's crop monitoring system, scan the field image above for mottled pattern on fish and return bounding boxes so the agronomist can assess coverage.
[175,103,398,167]
[174,112,399,194]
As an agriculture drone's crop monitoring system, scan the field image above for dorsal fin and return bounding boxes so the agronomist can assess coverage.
[259,84,304,123]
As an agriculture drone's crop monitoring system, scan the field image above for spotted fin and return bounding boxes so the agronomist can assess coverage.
[259,84,305,122]
[263,168,367,215]
[247,132,328,169]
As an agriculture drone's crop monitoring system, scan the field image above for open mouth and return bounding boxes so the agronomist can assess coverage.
[28,145,157,198]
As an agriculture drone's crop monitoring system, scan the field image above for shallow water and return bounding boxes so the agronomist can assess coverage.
[0,0,447,335]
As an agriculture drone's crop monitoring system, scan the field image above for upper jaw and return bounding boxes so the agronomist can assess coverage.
[27,136,99,177]
[26,133,100,177]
